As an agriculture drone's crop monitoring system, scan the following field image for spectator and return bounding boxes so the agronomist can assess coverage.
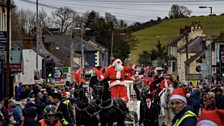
[1,98,9,125]
[215,88,224,109]
[53,93,75,126]
[197,109,224,126]
[22,103,38,126]
[170,88,197,126]
[35,92,46,121]
[8,99,22,126]
[139,93,159,126]
[38,105,70,126]
[17,82,23,101]
[205,92,216,110]
[191,88,200,116]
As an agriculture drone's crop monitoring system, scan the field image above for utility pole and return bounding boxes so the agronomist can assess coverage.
[110,31,114,63]
[81,29,84,68]
[5,0,11,98]
[36,0,39,70]
[184,31,189,76]
[199,6,213,82]
[70,30,74,83]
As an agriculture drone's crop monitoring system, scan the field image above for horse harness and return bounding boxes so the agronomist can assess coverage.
[76,104,99,118]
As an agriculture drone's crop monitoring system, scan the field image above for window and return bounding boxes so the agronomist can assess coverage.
[102,53,105,61]
[172,61,176,72]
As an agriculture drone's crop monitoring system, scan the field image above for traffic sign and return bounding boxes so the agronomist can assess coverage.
[0,31,7,51]
[0,31,7,44]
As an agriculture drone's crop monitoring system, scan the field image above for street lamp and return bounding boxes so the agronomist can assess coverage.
[75,27,91,68]
[199,6,212,82]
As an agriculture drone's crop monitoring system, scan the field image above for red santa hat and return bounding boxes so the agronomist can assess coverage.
[197,109,224,126]
[112,58,122,66]
[61,92,68,98]
[163,73,170,78]
[170,88,187,104]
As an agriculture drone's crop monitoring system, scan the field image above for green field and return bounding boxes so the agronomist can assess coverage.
[130,16,224,63]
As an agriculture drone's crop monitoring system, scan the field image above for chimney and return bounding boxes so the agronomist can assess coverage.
[23,38,35,49]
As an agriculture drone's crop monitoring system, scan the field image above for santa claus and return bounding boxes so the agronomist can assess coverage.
[97,58,135,102]
[160,73,173,92]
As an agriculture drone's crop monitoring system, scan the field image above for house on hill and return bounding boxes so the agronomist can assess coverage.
[167,22,215,83]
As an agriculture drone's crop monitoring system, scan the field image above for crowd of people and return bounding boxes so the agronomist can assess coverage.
[0,83,76,126]
[135,67,224,126]
[0,58,224,126]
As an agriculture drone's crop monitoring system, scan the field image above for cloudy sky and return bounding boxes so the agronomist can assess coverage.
[15,0,224,24]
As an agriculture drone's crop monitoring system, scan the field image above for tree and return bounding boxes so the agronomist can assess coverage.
[169,4,192,18]
[85,11,132,61]
[39,9,51,28]
[51,7,78,33]
[137,38,167,65]
[11,8,23,40]
[17,9,36,35]
[138,50,151,65]
[105,12,119,29]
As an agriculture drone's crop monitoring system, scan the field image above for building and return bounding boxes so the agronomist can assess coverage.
[167,22,214,83]
[42,34,109,68]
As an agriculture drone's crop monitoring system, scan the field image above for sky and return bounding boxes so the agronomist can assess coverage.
[15,0,224,24]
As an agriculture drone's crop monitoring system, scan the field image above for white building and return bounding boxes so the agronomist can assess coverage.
[15,49,43,85]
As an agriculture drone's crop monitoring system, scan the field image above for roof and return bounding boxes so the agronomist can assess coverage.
[87,40,109,51]
[11,41,23,49]
[42,35,100,52]
[11,40,63,66]
[185,49,205,65]
[168,34,185,47]
[178,36,207,53]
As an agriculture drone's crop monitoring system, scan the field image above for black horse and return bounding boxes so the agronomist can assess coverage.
[90,76,128,126]
[74,84,99,126]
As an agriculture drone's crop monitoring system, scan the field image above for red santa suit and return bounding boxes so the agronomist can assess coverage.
[100,59,134,102]
[160,73,172,91]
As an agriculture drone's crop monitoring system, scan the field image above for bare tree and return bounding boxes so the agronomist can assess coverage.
[169,4,192,18]
[17,9,36,35]
[39,8,53,28]
[51,6,78,33]
[11,8,23,40]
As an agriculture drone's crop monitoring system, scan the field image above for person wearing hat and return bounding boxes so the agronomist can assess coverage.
[139,93,159,126]
[95,58,136,102]
[53,93,75,126]
[215,88,224,109]
[160,73,173,92]
[197,109,224,126]
[38,105,70,126]
[170,88,197,126]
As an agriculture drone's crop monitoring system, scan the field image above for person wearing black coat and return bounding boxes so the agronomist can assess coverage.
[53,93,75,126]
[22,103,39,126]
[139,93,159,126]
[216,88,224,109]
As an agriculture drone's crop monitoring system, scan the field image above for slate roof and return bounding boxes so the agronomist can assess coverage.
[43,35,100,52]
[12,40,63,66]
[177,36,207,53]
[11,41,23,49]
[168,34,185,47]
[185,49,205,65]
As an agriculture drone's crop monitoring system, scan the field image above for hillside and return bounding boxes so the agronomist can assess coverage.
[130,16,224,64]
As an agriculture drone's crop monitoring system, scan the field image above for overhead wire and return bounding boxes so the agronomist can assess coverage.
[19,0,224,22]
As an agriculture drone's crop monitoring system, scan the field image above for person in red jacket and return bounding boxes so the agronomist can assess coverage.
[97,58,135,102]
[160,73,172,92]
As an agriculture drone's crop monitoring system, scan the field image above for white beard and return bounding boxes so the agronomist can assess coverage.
[115,64,123,71]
